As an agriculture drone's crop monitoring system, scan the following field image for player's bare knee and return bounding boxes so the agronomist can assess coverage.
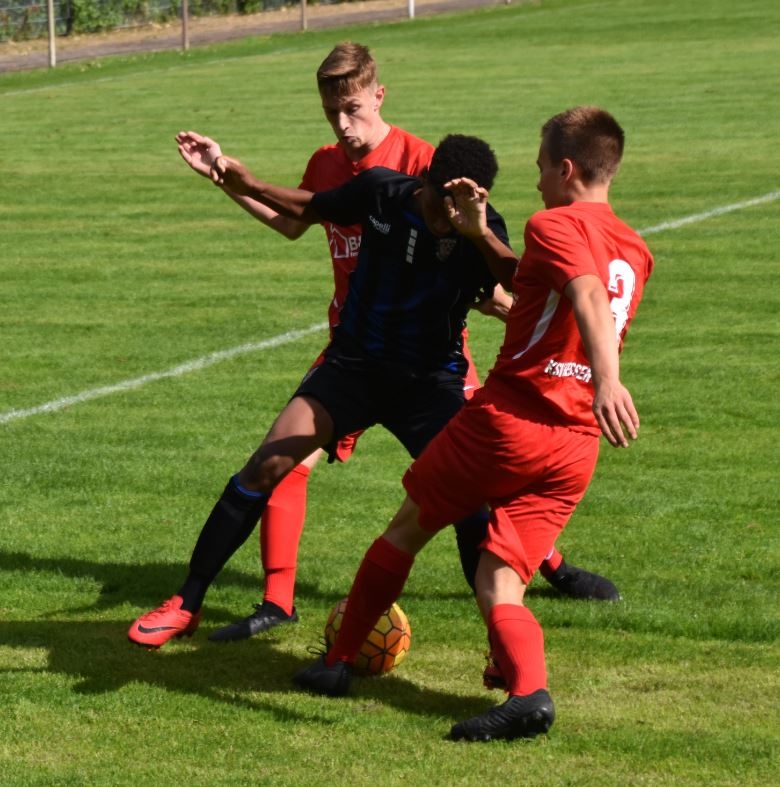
[384,497,433,555]
[237,453,289,493]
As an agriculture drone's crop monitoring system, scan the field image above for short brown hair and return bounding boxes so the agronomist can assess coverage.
[316,42,378,99]
[542,106,625,184]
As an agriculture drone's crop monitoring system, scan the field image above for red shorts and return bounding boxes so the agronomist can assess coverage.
[402,394,599,583]
[332,429,361,462]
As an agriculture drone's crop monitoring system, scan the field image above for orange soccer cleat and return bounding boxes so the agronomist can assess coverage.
[128,595,201,648]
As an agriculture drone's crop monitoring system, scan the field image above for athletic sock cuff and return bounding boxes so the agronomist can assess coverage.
[367,536,415,575]
[488,603,535,627]
[230,473,269,500]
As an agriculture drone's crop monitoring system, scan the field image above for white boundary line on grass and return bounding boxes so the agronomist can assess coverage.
[0,323,327,425]
[1,189,778,427]
[637,189,780,236]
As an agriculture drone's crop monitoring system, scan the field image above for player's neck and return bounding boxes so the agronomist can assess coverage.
[566,181,611,204]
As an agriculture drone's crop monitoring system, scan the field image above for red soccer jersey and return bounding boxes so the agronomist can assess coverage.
[483,201,654,434]
[299,125,435,327]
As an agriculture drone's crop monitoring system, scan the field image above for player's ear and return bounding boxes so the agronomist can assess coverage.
[373,83,386,110]
[560,158,575,181]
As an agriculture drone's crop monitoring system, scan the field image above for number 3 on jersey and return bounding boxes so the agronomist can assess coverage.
[607,259,636,341]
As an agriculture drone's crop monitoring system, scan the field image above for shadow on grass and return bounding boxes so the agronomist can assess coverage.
[0,547,327,611]
[0,615,494,725]
[0,547,503,723]
[0,545,613,629]
[0,547,633,727]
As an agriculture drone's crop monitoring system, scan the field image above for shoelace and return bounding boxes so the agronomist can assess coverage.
[147,599,177,618]
[305,638,329,658]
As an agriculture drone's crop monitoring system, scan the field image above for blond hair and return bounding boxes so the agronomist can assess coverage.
[316,42,379,99]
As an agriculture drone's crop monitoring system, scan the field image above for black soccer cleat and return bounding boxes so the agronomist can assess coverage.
[450,690,555,742]
[208,601,298,642]
[541,559,621,601]
[293,656,353,697]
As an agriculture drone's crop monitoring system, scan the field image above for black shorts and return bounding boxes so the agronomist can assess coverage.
[294,350,465,462]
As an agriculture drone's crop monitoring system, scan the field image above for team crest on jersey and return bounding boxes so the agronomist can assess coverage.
[437,238,457,260]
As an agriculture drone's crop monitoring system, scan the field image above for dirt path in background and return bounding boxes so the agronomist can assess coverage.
[0,0,509,73]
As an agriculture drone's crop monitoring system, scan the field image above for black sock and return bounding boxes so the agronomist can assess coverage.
[177,475,269,612]
[454,508,489,594]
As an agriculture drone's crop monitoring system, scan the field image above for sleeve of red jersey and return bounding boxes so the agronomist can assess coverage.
[523,210,599,293]
[298,149,321,191]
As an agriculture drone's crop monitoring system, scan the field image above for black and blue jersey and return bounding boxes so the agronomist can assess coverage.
[310,167,508,377]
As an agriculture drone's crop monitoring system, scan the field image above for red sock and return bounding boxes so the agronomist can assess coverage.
[259,465,310,616]
[539,547,563,578]
[326,536,414,666]
[488,604,547,696]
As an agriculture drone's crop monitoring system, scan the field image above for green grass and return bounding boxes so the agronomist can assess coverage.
[1,0,779,784]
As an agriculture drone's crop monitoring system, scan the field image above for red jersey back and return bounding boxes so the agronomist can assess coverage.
[299,126,434,327]
[484,201,654,433]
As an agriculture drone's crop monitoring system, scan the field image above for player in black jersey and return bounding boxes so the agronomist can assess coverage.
[128,135,515,648]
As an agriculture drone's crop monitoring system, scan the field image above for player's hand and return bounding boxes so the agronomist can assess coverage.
[176,130,223,179]
[471,284,512,321]
[209,155,253,195]
[443,177,489,239]
[592,381,640,448]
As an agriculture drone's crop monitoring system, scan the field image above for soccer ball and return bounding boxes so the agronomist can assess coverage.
[324,598,411,677]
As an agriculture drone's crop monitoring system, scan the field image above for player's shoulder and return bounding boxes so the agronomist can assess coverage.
[364,125,434,175]
[526,202,617,238]
[307,142,343,164]
[389,125,434,150]
[524,206,578,245]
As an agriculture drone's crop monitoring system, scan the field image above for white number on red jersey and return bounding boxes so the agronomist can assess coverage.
[607,259,636,341]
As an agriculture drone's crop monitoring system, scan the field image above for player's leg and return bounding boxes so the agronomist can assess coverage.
[539,545,620,601]
[208,451,319,642]
[128,395,332,648]
[294,389,487,697]
[453,510,488,593]
[258,429,361,608]
[206,357,383,644]
[383,370,488,591]
[451,547,555,742]
[452,424,598,741]
[261,454,318,614]
[293,495,435,696]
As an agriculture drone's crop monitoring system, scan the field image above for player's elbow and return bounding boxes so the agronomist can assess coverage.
[276,218,310,240]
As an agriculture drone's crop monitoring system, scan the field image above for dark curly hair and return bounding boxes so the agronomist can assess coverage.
[427,134,499,193]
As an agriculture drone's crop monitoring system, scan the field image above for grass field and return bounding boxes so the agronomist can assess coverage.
[1,0,779,784]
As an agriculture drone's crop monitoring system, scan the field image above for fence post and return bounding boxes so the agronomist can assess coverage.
[300,0,307,31]
[181,0,190,51]
[47,0,57,66]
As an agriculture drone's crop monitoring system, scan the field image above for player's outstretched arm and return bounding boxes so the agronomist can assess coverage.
[444,177,517,290]
[176,131,309,240]
[176,130,222,178]
[210,155,322,225]
[565,274,639,448]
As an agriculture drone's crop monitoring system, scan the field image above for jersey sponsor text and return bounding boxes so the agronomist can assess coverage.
[544,358,592,384]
